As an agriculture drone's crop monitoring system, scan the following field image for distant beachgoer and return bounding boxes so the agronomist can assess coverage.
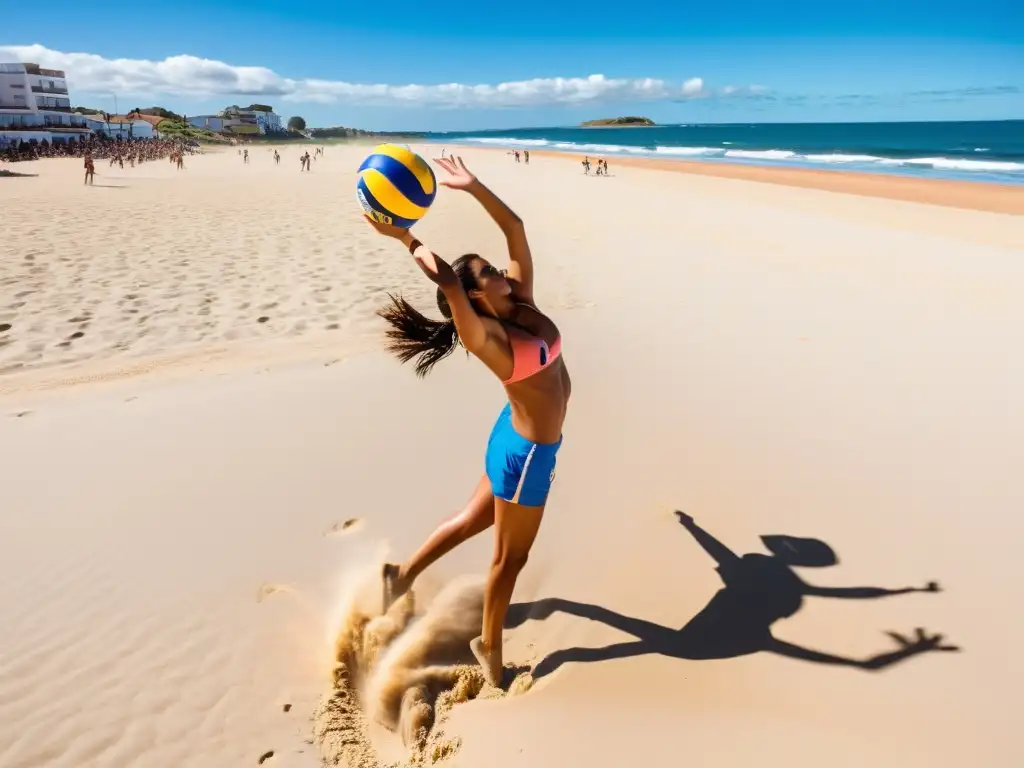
[83,154,95,185]
[369,155,570,688]
[582,156,590,174]
[524,150,529,165]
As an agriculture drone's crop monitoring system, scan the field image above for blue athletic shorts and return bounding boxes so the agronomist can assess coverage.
[485,403,562,507]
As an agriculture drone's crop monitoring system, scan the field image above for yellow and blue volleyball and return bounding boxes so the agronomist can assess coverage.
[356,144,436,228]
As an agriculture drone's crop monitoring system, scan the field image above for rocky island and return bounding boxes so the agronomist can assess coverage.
[580,116,656,127]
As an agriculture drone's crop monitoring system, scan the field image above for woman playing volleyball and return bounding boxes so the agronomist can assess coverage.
[366,155,570,687]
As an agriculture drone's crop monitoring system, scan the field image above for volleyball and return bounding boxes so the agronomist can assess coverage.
[357,144,437,228]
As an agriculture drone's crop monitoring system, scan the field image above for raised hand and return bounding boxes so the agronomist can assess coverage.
[886,627,958,652]
[674,510,694,526]
[433,156,478,190]
[885,627,959,654]
[859,627,959,670]
[364,214,410,241]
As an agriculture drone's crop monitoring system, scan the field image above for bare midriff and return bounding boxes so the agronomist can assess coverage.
[504,349,570,445]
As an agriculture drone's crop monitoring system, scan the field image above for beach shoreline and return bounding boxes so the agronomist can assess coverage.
[462,145,1024,215]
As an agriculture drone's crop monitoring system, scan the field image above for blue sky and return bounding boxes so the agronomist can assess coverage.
[2,0,1021,130]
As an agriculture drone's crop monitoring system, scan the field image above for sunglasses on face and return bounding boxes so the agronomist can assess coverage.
[478,265,508,279]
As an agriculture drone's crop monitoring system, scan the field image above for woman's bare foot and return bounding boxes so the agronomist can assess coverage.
[382,563,411,612]
[470,637,503,688]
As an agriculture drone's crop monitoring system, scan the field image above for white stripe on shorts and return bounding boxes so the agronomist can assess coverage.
[510,444,538,505]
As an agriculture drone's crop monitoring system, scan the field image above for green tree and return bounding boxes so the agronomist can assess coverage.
[287,116,307,131]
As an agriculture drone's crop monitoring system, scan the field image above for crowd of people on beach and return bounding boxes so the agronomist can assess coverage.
[1,135,200,165]
[80,137,194,183]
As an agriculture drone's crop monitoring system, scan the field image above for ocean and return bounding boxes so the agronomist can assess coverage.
[425,120,1024,185]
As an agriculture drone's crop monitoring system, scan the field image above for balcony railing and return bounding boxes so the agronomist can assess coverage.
[0,104,32,110]
[31,85,69,95]
[23,65,66,78]
[0,125,92,133]
[37,106,73,113]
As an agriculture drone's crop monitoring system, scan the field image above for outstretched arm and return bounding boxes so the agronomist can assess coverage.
[768,627,959,670]
[433,156,536,304]
[671,512,745,573]
[803,582,940,600]
[366,217,488,352]
[674,511,741,568]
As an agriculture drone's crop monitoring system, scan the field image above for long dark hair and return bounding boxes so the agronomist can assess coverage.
[377,254,481,378]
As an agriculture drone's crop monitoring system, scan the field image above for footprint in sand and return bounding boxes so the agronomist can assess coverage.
[256,583,290,603]
[324,518,364,537]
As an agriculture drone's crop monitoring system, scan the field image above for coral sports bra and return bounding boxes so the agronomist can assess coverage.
[503,325,562,384]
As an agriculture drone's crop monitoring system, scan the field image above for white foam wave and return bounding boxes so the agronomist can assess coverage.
[653,145,724,157]
[461,137,552,147]
[879,156,1024,172]
[724,149,796,160]
[446,137,1024,176]
[803,153,884,163]
[550,141,648,154]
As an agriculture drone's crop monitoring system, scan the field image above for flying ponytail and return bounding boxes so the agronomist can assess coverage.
[377,254,481,378]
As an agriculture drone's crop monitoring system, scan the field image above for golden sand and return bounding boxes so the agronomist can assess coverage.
[489,147,1024,215]
[313,569,531,766]
[1,146,1021,768]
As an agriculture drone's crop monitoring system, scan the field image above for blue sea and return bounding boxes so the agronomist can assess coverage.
[426,120,1024,185]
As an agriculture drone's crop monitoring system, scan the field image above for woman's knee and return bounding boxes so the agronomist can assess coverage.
[492,548,529,575]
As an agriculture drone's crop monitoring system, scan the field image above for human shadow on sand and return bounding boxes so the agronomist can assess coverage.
[507,511,959,679]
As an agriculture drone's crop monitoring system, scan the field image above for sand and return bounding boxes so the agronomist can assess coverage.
[512,149,1024,216]
[1,145,1023,767]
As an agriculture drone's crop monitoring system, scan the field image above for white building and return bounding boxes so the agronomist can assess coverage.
[253,107,282,134]
[187,114,226,133]
[187,105,283,136]
[0,62,93,146]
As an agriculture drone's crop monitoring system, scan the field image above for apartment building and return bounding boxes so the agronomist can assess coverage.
[0,62,92,145]
[252,106,283,134]
[188,105,283,136]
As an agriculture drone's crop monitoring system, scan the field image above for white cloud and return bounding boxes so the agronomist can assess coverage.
[681,77,704,96]
[0,44,746,108]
